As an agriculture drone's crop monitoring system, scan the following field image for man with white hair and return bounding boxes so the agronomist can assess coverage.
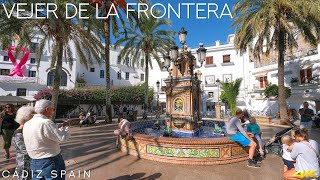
[23,99,70,180]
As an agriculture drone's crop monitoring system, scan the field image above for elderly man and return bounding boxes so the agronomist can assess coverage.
[23,100,70,180]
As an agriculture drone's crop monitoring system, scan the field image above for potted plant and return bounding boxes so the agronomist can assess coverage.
[291,77,299,86]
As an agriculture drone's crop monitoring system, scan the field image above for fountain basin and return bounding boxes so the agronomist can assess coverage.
[118,120,248,165]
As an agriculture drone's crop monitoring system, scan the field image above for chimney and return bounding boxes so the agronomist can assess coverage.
[215,40,220,46]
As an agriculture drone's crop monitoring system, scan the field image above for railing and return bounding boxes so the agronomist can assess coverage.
[254,48,318,68]
[75,83,105,89]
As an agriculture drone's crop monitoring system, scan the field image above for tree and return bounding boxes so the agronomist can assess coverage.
[232,0,320,119]
[98,0,136,123]
[220,78,243,116]
[0,1,104,120]
[114,10,175,114]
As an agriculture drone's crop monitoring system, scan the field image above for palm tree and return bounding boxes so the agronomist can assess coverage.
[114,10,175,114]
[98,0,136,123]
[0,1,104,120]
[232,0,320,119]
[220,78,243,116]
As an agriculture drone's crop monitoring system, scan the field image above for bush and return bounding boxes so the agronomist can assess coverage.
[264,84,291,98]
[34,84,154,104]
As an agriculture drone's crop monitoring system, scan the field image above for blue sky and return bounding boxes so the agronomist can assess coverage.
[111,0,238,48]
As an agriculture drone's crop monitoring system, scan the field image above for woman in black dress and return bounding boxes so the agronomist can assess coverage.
[0,104,18,159]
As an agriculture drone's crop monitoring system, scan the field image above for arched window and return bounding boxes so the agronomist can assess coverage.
[47,70,68,86]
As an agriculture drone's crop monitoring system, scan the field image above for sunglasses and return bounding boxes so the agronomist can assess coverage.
[5,106,11,109]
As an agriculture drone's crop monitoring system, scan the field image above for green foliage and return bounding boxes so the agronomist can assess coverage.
[34,84,154,105]
[264,84,291,99]
[76,77,87,84]
[220,78,243,116]
[220,92,228,104]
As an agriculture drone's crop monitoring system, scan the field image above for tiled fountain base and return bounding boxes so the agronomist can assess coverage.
[118,120,248,165]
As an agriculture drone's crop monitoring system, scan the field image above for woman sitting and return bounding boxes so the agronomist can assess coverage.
[283,128,319,180]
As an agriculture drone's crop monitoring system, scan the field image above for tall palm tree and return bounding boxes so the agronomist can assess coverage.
[97,0,135,123]
[220,78,243,116]
[0,1,104,120]
[114,10,175,114]
[232,0,320,119]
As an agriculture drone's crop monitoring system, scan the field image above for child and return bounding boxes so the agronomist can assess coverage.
[281,135,295,171]
[247,117,264,155]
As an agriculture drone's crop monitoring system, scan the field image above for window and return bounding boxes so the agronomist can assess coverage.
[0,69,10,75]
[300,68,312,84]
[30,43,39,53]
[28,71,36,77]
[117,71,121,80]
[205,75,216,86]
[117,59,121,64]
[47,70,67,86]
[125,57,130,65]
[223,74,232,83]
[140,73,144,81]
[30,58,36,64]
[3,56,9,61]
[259,76,268,88]
[100,70,104,78]
[16,88,27,96]
[125,72,129,80]
[223,55,231,63]
[90,68,95,72]
[206,56,214,65]
[208,92,214,98]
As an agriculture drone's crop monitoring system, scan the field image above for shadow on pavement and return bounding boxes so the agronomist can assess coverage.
[107,173,162,180]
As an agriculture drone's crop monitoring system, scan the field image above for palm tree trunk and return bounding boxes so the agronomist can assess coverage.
[277,25,289,120]
[144,53,149,113]
[51,42,63,121]
[103,8,112,123]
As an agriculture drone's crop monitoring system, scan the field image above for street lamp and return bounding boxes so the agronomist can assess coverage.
[156,80,160,106]
[216,78,220,103]
[197,43,207,67]
[166,27,207,72]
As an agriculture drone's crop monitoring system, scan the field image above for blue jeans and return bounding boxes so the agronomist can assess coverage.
[31,154,66,180]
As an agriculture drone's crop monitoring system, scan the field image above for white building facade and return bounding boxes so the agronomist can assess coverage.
[0,39,145,102]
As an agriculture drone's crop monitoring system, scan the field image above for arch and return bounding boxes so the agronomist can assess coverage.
[173,97,184,113]
[47,69,68,86]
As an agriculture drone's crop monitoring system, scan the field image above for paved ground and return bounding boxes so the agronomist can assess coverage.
[1,120,320,180]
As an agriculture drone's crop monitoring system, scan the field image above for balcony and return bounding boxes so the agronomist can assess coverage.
[254,48,318,68]
[253,83,266,91]
[75,83,105,89]
[0,75,37,83]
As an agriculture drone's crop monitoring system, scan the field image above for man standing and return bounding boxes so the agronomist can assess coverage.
[299,102,314,134]
[23,100,70,180]
[226,108,259,168]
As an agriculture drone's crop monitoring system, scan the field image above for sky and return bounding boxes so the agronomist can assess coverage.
[111,0,238,49]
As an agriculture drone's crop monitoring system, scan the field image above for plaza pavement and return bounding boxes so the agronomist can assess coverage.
[1,119,320,180]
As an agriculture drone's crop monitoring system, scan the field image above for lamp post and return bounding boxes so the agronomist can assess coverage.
[156,80,160,107]
[216,78,220,103]
[215,78,221,119]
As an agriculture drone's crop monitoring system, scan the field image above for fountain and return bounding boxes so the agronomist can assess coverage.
[117,28,247,165]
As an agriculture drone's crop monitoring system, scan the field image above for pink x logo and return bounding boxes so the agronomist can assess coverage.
[7,46,30,77]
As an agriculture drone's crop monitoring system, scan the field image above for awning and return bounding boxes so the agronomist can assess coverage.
[0,83,47,91]
[254,72,267,77]
[0,96,30,104]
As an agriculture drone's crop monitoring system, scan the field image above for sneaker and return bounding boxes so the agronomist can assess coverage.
[5,153,9,159]
[247,159,260,168]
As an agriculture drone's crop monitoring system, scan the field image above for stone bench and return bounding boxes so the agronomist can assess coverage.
[252,116,272,124]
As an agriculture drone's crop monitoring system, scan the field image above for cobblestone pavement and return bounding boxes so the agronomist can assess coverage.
[1,120,319,180]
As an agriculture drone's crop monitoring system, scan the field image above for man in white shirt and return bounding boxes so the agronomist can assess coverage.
[23,99,70,180]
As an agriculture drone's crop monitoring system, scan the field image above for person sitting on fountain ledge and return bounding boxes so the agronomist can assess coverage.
[226,108,260,168]
[114,118,133,140]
